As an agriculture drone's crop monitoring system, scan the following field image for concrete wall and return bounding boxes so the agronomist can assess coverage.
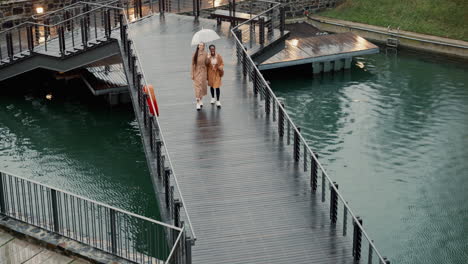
[225,0,343,19]
[305,15,468,59]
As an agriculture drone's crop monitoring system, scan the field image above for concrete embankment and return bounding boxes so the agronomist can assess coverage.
[290,15,468,59]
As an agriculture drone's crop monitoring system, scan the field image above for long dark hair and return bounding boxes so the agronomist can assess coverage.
[193,45,202,66]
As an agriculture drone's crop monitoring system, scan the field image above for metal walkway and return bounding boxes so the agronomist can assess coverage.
[129,14,353,264]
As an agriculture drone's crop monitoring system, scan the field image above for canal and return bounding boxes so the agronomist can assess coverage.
[0,49,466,263]
[267,50,468,264]
[0,71,160,220]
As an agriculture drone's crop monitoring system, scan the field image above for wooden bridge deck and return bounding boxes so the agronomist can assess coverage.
[129,14,354,264]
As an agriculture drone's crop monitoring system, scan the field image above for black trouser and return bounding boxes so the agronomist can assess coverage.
[210,87,220,101]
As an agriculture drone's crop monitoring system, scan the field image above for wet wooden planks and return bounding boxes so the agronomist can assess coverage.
[0,229,89,264]
[129,14,354,264]
[259,31,379,70]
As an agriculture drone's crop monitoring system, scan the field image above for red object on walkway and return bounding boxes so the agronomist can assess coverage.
[143,85,159,116]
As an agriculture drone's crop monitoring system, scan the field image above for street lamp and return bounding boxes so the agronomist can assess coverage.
[36,7,44,14]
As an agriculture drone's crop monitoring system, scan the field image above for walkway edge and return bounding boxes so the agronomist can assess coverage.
[0,216,134,264]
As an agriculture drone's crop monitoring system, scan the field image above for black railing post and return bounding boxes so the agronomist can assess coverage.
[253,68,258,96]
[110,208,117,254]
[139,0,143,18]
[50,189,60,233]
[174,199,181,227]
[330,182,338,224]
[343,205,348,236]
[242,50,247,77]
[58,26,65,57]
[0,172,5,214]
[259,17,265,45]
[280,6,285,36]
[186,236,193,264]
[105,10,111,39]
[27,26,34,52]
[156,140,163,177]
[164,168,171,209]
[352,216,363,261]
[294,127,300,162]
[119,14,125,41]
[235,30,242,61]
[265,90,270,114]
[81,18,88,48]
[311,153,318,191]
[278,102,284,137]
[6,32,14,61]
[321,171,326,202]
[149,116,154,152]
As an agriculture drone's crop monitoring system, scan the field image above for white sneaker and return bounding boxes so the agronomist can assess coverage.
[216,101,221,108]
[199,101,203,107]
[196,102,201,110]
[210,98,216,104]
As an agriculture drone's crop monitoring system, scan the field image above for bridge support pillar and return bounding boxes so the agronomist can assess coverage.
[344,57,352,69]
[334,59,343,71]
[312,62,322,74]
[323,61,332,72]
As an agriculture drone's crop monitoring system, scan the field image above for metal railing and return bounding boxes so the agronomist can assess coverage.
[230,0,285,50]
[0,170,183,264]
[0,2,193,263]
[231,1,390,263]
[0,1,156,63]
[118,9,197,250]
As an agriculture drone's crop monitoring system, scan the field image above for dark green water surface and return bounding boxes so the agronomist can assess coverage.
[268,52,468,264]
[0,77,159,220]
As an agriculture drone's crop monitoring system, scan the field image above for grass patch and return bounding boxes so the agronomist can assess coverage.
[319,0,468,41]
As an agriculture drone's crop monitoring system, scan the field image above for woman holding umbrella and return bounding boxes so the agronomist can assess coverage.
[191,42,208,110]
[191,29,220,110]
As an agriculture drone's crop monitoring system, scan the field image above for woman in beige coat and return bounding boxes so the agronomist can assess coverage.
[191,43,208,110]
[207,44,224,108]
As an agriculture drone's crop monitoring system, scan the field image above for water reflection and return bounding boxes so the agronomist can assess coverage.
[269,52,468,264]
[0,76,160,220]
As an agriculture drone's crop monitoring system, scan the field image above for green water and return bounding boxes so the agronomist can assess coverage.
[268,51,468,263]
[0,74,159,220]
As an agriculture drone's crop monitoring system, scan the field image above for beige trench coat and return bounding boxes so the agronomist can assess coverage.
[191,50,208,98]
[207,53,224,89]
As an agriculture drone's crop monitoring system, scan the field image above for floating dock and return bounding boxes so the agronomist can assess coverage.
[259,24,379,72]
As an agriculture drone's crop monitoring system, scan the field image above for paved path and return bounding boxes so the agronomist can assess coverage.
[0,229,89,264]
[129,14,354,264]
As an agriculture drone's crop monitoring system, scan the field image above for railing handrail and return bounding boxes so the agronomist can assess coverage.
[235,1,281,29]
[0,169,181,232]
[31,0,118,20]
[231,1,388,262]
[121,12,197,242]
[0,0,120,35]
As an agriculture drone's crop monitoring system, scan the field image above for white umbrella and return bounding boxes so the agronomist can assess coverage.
[191,29,220,46]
